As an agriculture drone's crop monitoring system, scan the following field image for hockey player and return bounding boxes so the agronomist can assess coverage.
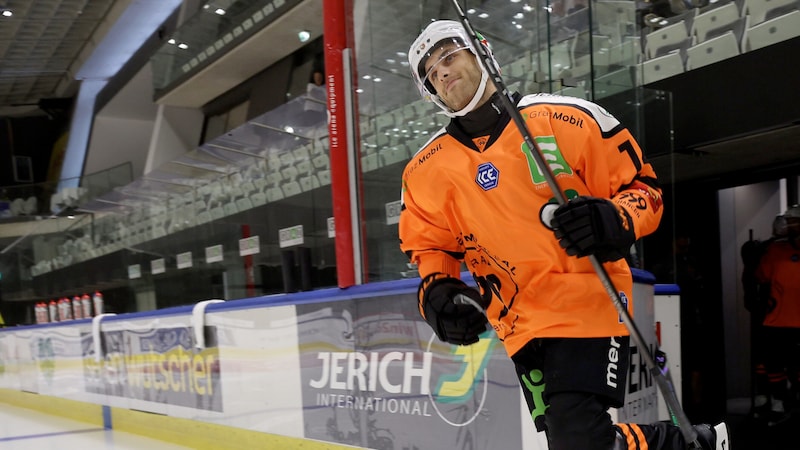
[741,214,787,421]
[399,20,728,450]
[755,205,800,426]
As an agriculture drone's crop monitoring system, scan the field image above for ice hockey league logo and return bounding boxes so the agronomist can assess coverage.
[476,162,499,191]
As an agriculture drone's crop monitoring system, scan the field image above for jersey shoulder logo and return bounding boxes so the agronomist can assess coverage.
[475,162,499,191]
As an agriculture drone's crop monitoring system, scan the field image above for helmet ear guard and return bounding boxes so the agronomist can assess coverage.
[408,20,501,117]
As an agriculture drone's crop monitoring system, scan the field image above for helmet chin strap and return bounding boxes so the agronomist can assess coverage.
[440,69,489,118]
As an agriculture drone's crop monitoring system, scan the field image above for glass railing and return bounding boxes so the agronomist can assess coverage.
[0,93,334,315]
[639,0,800,83]
[0,1,648,307]
[151,0,303,99]
[355,0,647,282]
[0,163,134,308]
[0,162,133,222]
[0,180,55,220]
[0,0,735,324]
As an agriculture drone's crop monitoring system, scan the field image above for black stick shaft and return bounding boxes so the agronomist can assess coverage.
[448,1,699,446]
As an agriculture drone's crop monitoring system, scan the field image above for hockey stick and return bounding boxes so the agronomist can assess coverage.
[447,1,701,447]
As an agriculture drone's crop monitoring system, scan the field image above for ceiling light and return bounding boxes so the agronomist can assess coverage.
[467,8,476,14]
[178,43,188,49]
[168,38,176,44]
[1,10,12,17]
[514,12,524,19]
[214,8,225,15]
[298,30,310,42]
[478,12,489,18]
[373,77,382,82]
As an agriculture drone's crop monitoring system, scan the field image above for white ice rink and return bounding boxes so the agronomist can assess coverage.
[0,404,191,450]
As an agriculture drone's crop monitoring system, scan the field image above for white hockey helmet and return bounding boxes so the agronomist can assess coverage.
[772,214,788,237]
[783,205,800,236]
[408,20,501,117]
[783,204,800,219]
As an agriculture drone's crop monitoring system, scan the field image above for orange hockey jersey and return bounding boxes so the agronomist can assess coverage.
[755,239,800,328]
[399,93,664,357]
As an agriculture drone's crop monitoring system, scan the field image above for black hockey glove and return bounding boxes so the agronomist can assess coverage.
[551,196,636,262]
[418,276,488,346]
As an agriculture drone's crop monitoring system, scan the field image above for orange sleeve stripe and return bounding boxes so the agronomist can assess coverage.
[631,424,648,449]
[617,423,649,450]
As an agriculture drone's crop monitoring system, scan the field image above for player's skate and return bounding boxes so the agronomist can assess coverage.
[612,422,730,449]
[693,422,729,450]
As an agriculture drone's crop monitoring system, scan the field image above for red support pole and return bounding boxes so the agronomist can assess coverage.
[241,224,255,297]
[324,0,362,288]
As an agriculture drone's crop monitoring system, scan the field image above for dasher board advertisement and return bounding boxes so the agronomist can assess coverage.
[82,326,223,412]
[296,293,524,450]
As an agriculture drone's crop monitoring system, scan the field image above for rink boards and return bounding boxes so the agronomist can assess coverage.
[0,270,675,449]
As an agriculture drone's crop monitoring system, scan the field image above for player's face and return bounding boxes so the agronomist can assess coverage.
[423,42,483,111]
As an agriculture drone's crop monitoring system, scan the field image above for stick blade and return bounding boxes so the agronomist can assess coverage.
[712,422,730,450]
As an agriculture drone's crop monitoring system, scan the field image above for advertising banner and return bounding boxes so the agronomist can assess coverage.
[32,326,85,397]
[1,274,664,449]
[0,332,19,390]
[614,282,659,424]
[297,293,523,450]
[82,326,223,412]
[208,305,305,438]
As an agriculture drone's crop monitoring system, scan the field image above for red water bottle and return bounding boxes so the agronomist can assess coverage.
[72,295,83,320]
[92,291,104,316]
[48,300,58,322]
[81,294,92,318]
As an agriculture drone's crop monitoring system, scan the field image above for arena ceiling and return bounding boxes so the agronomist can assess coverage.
[0,0,128,117]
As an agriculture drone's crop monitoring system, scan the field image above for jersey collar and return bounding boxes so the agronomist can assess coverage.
[447,91,521,152]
